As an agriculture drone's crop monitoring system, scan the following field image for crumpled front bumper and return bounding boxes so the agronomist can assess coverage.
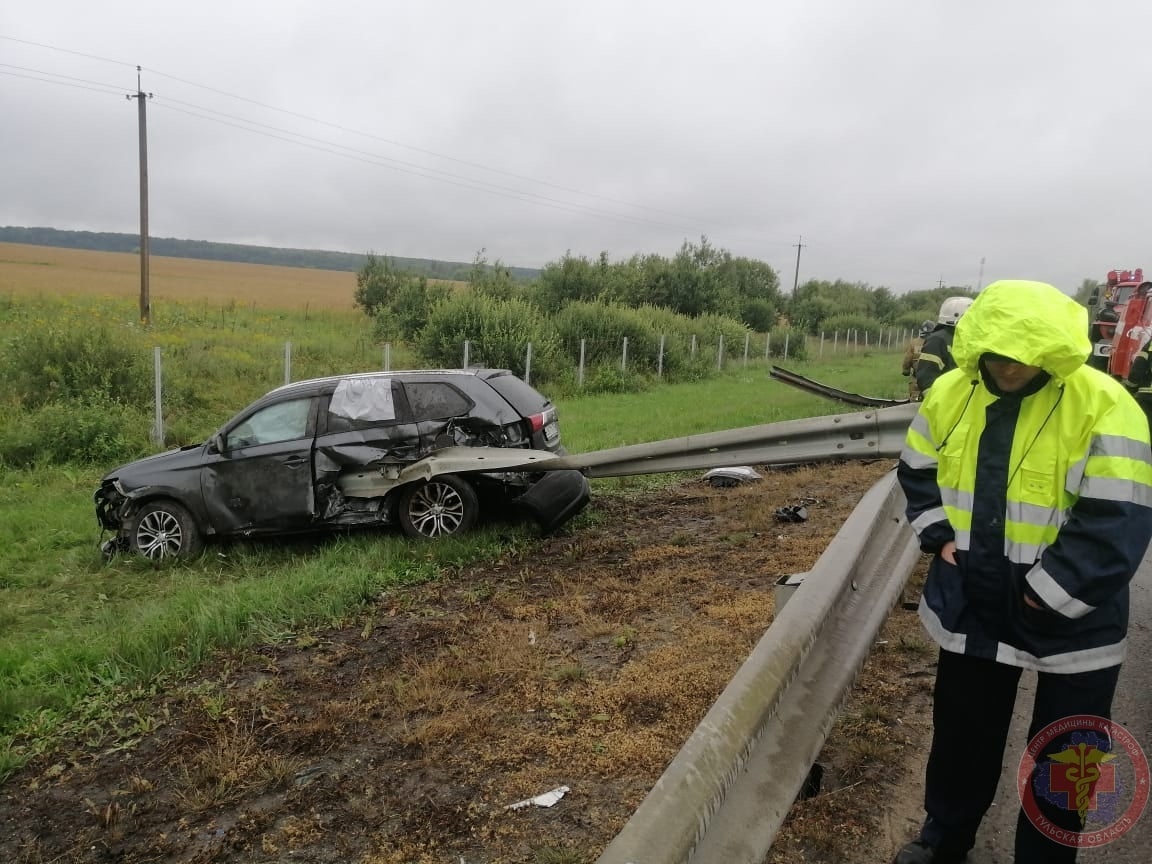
[94,480,128,531]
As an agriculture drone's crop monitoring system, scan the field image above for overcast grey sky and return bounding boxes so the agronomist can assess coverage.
[1,1,1149,292]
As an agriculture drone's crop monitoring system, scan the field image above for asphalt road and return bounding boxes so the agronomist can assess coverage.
[963,548,1152,863]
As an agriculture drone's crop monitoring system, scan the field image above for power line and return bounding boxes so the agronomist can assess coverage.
[1,34,811,252]
[0,67,124,98]
[145,67,707,223]
[0,34,136,68]
[2,59,693,229]
[0,33,703,224]
[151,94,696,230]
[153,101,688,228]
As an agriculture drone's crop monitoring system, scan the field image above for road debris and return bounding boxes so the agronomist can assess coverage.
[505,785,570,811]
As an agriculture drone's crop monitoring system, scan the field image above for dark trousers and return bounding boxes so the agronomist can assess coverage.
[919,649,1120,863]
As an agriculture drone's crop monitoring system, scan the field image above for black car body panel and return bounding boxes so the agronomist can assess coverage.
[96,369,584,556]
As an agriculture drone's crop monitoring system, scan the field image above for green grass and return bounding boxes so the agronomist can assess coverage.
[0,292,909,783]
[558,358,907,454]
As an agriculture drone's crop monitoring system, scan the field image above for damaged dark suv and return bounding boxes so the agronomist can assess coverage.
[96,369,590,559]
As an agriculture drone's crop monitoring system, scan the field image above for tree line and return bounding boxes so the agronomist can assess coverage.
[351,239,990,389]
[0,226,540,282]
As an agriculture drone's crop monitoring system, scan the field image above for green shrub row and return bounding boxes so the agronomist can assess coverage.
[414,296,804,386]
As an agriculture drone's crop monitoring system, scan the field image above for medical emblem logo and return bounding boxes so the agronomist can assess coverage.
[1018,714,1149,848]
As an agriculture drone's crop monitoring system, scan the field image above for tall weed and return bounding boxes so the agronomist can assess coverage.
[0,327,151,408]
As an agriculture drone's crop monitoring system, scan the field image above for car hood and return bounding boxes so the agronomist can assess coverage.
[102,443,208,487]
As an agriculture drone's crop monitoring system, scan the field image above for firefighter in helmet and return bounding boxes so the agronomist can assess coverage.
[903,320,936,400]
[914,297,974,396]
[1124,324,1152,431]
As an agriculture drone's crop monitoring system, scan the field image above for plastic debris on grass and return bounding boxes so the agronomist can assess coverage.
[506,785,570,811]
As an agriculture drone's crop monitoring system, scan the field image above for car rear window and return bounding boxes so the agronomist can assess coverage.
[404,382,473,421]
[484,373,550,415]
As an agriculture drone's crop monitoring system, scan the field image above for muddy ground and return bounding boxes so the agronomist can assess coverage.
[1,460,938,864]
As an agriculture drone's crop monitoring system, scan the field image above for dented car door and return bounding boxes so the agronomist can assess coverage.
[311,379,422,519]
[202,395,318,533]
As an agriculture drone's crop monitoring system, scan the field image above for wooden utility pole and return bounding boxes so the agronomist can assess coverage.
[127,66,152,325]
[792,235,806,295]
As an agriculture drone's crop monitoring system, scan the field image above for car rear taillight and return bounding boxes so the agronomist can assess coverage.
[527,408,559,443]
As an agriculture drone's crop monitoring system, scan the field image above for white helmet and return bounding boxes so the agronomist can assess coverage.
[938,296,974,326]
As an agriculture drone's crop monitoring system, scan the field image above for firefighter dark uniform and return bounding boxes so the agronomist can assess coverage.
[1125,342,1152,431]
[895,280,1152,864]
[913,325,956,395]
[914,299,972,396]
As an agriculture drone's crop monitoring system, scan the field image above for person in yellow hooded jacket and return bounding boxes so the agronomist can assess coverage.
[893,280,1152,864]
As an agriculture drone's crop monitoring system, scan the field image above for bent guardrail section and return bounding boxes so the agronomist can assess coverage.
[769,365,911,408]
[415,403,920,482]
[594,470,921,864]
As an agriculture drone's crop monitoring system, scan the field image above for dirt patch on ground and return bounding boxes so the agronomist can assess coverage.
[1,461,937,864]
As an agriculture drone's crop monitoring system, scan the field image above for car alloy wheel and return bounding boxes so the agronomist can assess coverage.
[398,475,479,539]
[128,500,203,559]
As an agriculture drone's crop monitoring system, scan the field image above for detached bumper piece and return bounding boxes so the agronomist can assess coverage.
[516,470,591,534]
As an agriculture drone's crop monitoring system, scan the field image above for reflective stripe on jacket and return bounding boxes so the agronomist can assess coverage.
[913,326,955,394]
[898,280,1152,673]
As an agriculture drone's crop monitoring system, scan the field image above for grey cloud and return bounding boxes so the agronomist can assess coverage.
[3,0,1151,290]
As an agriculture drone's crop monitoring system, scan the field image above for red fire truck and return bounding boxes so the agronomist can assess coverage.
[1087,268,1152,379]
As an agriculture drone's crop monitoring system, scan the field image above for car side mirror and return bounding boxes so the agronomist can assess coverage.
[209,432,226,454]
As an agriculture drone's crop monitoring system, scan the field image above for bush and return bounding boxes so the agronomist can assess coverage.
[415,293,563,381]
[554,302,663,374]
[0,396,154,468]
[0,327,152,409]
[582,363,651,395]
[767,327,808,360]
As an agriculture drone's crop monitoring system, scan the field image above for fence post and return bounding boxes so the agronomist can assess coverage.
[284,340,292,385]
[525,342,533,385]
[658,334,665,378]
[765,333,771,360]
[717,334,725,370]
[743,333,750,368]
[783,332,791,360]
[833,331,839,354]
[622,336,629,371]
[819,331,825,360]
[579,338,586,387]
[691,334,697,360]
[383,342,392,371]
[463,339,470,369]
[152,346,164,447]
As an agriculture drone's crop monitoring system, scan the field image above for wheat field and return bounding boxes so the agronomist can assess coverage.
[0,241,364,311]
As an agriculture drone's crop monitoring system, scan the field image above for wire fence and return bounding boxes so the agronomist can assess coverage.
[143,328,917,446]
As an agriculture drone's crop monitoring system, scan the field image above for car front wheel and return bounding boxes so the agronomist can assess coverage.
[128,500,203,559]
[397,475,479,539]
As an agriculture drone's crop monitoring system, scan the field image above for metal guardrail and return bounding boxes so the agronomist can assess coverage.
[412,403,920,482]
[768,365,911,408]
[594,470,921,864]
